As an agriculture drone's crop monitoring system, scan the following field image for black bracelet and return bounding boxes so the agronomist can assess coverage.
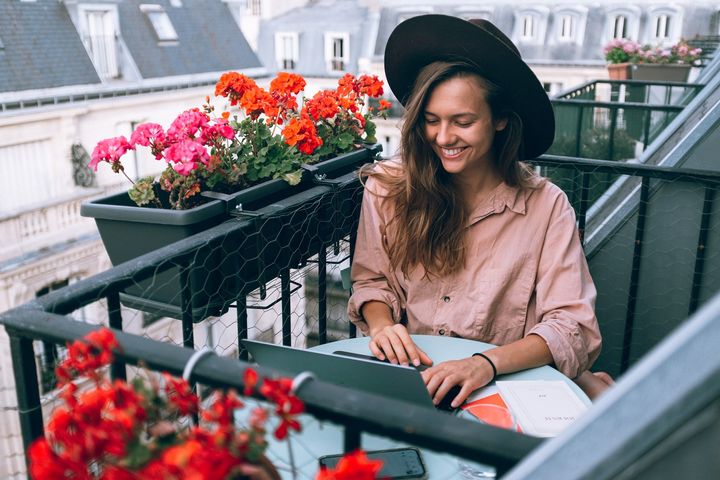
[472,352,497,384]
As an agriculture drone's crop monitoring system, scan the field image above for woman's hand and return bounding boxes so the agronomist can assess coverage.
[369,323,433,367]
[421,356,495,408]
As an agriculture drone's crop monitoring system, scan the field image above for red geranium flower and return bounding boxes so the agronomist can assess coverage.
[315,450,384,480]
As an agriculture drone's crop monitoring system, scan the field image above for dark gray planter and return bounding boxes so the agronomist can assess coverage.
[80,146,379,321]
[630,64,692,82]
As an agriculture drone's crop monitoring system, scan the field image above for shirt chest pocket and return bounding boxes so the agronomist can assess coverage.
[472,267,536,338]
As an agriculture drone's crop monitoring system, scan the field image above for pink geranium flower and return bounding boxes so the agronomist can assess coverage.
[130,123,167,159]
[166,109,210,143]
[164,139,210,176]
[89,136,133,171]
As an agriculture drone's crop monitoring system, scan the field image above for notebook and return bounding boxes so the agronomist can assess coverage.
[241,339,459,411]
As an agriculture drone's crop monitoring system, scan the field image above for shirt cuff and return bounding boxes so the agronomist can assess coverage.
[347,288,402,335]
[528,321,590,379]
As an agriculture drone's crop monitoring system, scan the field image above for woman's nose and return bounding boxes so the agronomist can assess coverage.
[435,122,453,145]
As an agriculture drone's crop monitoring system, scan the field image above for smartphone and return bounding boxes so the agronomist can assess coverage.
[318,447,427,479]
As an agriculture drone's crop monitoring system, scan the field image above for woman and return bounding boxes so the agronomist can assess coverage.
[348,15,611,407]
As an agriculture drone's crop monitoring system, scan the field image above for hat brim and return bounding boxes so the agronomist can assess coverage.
[384,14,555,159]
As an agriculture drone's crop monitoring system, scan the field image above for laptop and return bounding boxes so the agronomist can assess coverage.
[241,339,459,411]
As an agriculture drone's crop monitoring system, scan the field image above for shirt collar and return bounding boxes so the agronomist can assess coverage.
[467,181,528,226]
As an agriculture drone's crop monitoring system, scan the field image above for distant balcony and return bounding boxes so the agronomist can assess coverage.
[0,188,118,263]
[550,79,704,162]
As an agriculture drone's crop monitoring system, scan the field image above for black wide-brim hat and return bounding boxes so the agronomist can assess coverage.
[384,14,555,159]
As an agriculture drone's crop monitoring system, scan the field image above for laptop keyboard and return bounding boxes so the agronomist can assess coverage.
[333,350,460,412]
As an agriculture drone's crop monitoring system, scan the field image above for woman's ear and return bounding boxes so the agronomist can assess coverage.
[495,116,508,132]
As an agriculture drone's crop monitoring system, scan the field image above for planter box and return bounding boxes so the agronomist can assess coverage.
[607,63,631,80]
[629,64,692,82]
[81,145,380,321]
[608,63,692,82]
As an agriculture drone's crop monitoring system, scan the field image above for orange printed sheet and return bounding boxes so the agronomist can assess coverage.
[461,393,522,432]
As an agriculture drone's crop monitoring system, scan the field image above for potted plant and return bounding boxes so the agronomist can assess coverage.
[81,72,388,319]
[603,38,702,81]
[28,328,383,479]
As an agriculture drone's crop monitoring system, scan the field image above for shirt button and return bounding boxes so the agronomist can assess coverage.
[439,329,445,335]
[442,296,451,303]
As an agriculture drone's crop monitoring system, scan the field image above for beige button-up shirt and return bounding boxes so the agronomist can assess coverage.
[347,173,601,378]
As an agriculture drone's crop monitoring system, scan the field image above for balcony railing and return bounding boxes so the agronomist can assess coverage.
[1,153,718,475]
[551,79,704,161]
[0,188,122,262]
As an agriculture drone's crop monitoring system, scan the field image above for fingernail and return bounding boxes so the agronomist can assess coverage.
[413,359,420,366]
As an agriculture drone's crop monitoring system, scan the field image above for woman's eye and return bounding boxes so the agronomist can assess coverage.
[424,118,438,125]
[456,121,473,127]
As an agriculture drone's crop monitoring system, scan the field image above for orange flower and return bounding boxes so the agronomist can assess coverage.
[240,87,278,120]
[356,74,384,97]
[270,72,306,96]
[282,115,323,155]
[215,72,259,106]
[304,90,340,121]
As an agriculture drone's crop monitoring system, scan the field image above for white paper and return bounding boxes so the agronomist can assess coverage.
[496,380,588,437]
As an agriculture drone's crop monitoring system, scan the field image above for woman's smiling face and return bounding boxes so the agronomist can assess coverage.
[423,75,507,181]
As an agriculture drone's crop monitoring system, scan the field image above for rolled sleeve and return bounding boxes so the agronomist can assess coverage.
[347,177,403,334]
[528,190,601,378]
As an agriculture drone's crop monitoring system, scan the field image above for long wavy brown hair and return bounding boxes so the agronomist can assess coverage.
[363,60,537,277]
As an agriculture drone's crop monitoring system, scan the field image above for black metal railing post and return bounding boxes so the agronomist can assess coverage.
[621,177,650,373]
[8,332,44,465]
[107,291,126,381]
[318,245,328,345]
[281,269,291,346]
[237,293,249,361]
[689,187,717,315]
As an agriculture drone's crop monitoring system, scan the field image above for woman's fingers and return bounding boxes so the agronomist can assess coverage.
[391,325,433,367]
[422,358,492,406]
[451,384,475,408]
[368,338,386,360]
[370,324,429,366]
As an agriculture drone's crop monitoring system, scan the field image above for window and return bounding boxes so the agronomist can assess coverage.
[559,15,574,39]
[140,4,178,42]
[514,7,548,45]
[613,15,628,39]
[275,32,298,70]
[325,32,349,73]
[604,7,640,45]
[647,6,682,44]
[80,7,120,80]
[245,0,261,16]
[554,7,587,44]
[521,15,535,39]
[654,14,671,39]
